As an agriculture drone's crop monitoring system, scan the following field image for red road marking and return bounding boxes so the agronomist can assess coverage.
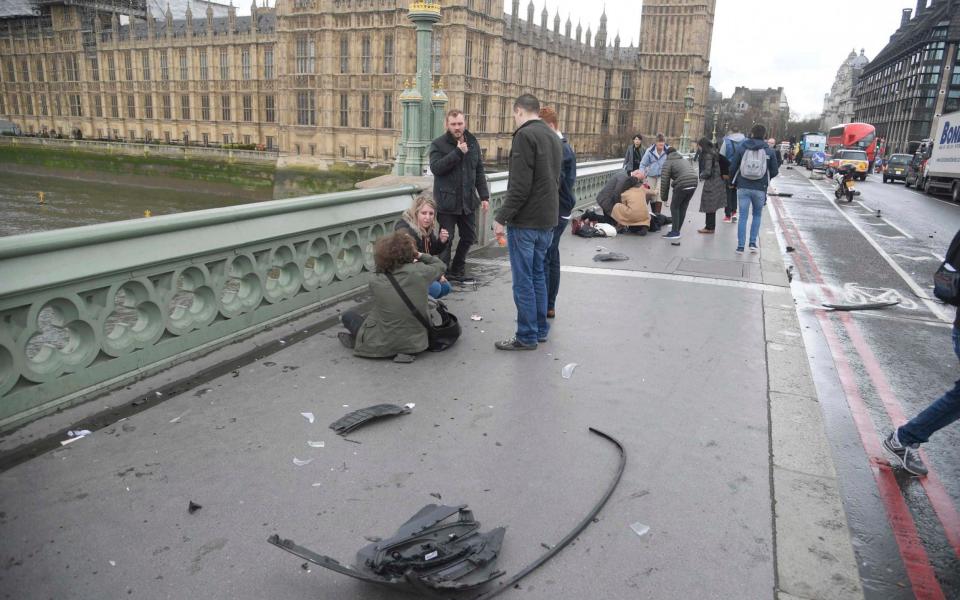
[772,197,948,598]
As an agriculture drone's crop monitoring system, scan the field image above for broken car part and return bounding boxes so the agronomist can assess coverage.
[592,252,630,262]
[328,404,411,436]
[268,504,506,593]
[822,300,900,311]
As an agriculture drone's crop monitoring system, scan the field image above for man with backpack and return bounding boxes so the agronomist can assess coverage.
[883,228,960,476]
[729,124,779,254]
[720,126,745,223]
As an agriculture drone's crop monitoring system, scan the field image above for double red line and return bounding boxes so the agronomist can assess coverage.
[770,195,960,599]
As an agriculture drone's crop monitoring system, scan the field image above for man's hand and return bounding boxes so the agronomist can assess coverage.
[631,168,645,180]
[481,199,489,212]
[439,228,450,243]
[457,140,469,154]
[439,275,448,284]
[493,221,505,238]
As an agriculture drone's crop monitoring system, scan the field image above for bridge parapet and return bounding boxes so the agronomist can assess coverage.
[0,159,620,431]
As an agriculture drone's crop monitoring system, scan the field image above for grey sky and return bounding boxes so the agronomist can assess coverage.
[237,0,914,119]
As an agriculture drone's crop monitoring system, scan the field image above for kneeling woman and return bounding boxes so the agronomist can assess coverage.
[339,232,446,359]
[395,194,451,299]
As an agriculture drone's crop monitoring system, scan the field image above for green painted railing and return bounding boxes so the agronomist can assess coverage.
[0,158,621,430]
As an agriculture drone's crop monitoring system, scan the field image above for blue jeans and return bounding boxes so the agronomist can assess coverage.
[428,280,451,299]
[545,220,568,311]
[898,325,960,445]
[737,188,766,248]
[507,226,553,345]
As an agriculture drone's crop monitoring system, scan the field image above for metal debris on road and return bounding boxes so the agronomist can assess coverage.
[593,252,630,262]
[561,363,579,379]
[293,458,313,467]
[822,300,900,311]
[188,501,202,514]
[307,441,325,448]
[329,404,412,436]
[785,246,795,252]
[630,522,650,537]
[300,412,315,424]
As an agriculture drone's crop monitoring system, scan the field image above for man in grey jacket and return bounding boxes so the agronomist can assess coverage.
[493,94,563,351]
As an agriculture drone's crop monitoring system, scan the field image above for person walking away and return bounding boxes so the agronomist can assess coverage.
[539,106,576,319]
[636,133,669,215]
[492,94,563,351]
[768,138,783,166]
[338,232,447,361]
[696,138,727,233]
[623,134,643,173]
[720,126,745,222]
[394,194,451,299]
[883,228,960,476]
[428,109,490,281]
[658,148,699,246]
[730,124,779,254]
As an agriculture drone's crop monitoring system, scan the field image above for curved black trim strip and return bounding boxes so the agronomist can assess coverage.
[469,427,627,600]
[822,301,900,311]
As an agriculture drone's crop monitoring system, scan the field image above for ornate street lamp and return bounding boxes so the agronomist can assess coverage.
[681,81,695,153]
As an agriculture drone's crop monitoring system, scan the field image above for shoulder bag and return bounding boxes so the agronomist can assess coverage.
[384,272,461,351]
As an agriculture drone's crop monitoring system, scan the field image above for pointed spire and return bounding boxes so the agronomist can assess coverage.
[185,1,192,18]
[575,20,582,43]
[565,13,571,38]
[251,0,257,19]
[585,25,592,47]
[554,10,560,33]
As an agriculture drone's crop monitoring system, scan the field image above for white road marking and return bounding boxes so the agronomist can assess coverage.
[854,201,914,238]
[807,182,952,323]
[931,252,946,261]
[893,253,937,262]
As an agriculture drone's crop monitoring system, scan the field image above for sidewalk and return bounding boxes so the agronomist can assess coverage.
[0,197,863,600]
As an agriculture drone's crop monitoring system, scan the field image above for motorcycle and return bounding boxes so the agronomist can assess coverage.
[833,165,856,202]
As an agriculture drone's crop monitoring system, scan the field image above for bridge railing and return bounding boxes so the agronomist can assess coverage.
[0,158,621,431]
[0,136,280,163]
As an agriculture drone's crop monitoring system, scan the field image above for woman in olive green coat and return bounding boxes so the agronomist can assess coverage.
[339,232,446,359]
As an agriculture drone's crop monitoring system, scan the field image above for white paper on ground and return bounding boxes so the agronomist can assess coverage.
[300,412,315,424]
[561,363,579,379]
[307,441,325,448]
[293,458,313,466]
[630,522,650,537]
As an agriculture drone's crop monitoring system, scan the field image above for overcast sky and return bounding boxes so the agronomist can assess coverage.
[239,0,915,118]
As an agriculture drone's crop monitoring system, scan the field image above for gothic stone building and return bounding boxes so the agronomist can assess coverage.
[854,0,960,154]
[820,48,869,132]
[0,0,714,166]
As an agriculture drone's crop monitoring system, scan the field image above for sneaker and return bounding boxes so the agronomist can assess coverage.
[538,336,548,343]
[732,214,738,222]
[663,231,681,239]
[735,246,745,254]
[722,215,732,224]
[883,431,928,476]
[749,243,758,253]
[698,227,714,234]
[546,308,556,319]
[494,338,537,351]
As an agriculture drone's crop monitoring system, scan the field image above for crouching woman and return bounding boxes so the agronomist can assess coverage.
[394,194,451,299]
[339,232,446,359]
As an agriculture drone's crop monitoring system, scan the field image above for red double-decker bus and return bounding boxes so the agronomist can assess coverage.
[826,123,878,166]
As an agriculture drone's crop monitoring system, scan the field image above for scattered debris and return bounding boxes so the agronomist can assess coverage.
[307,441,326,448]
[785,246,795,253]
[188,501,202,514]
[768,192,793,197]
[268,504,506,594]
[329,404,412,436]
[169,409,191,424]
[822,300,900,311]
[61,430,92,446]
[404,403,416,410]
[311,483,323,487]
[561,363,579,379]
[429,492,442,500]
[293,458,313,467]
[470,314,483,321]
[300,412,315,424]
[593,252,630,262]
[595,246,608,252]
[363,536,382,543]
[109,560,116,567]
[630,522,650,537]
[300,562,310,571]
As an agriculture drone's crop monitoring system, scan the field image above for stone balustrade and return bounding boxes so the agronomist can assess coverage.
[0,159,621,430]
[0,136,280,163]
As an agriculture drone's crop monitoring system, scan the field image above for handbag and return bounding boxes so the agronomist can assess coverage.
[933,261,960,305]
[385,272,461,352]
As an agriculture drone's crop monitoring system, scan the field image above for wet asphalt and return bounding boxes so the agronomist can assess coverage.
[771,165,960,599]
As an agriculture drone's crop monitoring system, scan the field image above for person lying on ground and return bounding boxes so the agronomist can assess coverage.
[339,232,446,359]
[395,194,451,299]
[594,170,651,234]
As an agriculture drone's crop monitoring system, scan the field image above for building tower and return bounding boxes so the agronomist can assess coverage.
[635,0,715,142]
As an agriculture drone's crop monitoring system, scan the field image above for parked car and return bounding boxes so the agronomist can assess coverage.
[826,149,869,180]
[882,154,912,183]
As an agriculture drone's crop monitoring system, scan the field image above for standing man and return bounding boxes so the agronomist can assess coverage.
[539,106,577,319]
[720,126,745,223]
[730,124,779,254]
[493,94,563,351]
[636,133,669,215]
[429,109,490,281]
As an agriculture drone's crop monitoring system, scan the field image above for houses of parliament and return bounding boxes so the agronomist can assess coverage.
[0,0,715,166]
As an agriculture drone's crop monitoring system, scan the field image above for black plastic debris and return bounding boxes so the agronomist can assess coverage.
[785,246,795,253]
[822,300,900,311]
[329,404,411,436]
[268,504,506,593]
[593,252,630,262]
[188,501,202,514]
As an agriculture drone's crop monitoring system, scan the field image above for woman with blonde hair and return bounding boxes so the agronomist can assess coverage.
[395,193,451,298]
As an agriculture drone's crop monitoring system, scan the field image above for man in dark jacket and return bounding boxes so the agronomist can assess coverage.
[730,124,779,253]
[539,106,576,318]
[429,109,490,280]
[493,94,563,351]
[658,148,700,245]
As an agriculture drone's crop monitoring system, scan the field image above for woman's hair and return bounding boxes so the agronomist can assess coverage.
[374,232,417,274]
[698,137,713,151]
[401,193,437,237]
[539,106,559,127]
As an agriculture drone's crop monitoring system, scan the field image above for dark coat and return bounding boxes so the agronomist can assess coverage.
[596,171,633,216]
[394,220,449,257]
[559,135,577,222]
[353,254,446,358]
[659,152,700,203]
[698,149,727,213]
[495,119,563,229]
[429,130,490,215]
[623,144,643,173]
